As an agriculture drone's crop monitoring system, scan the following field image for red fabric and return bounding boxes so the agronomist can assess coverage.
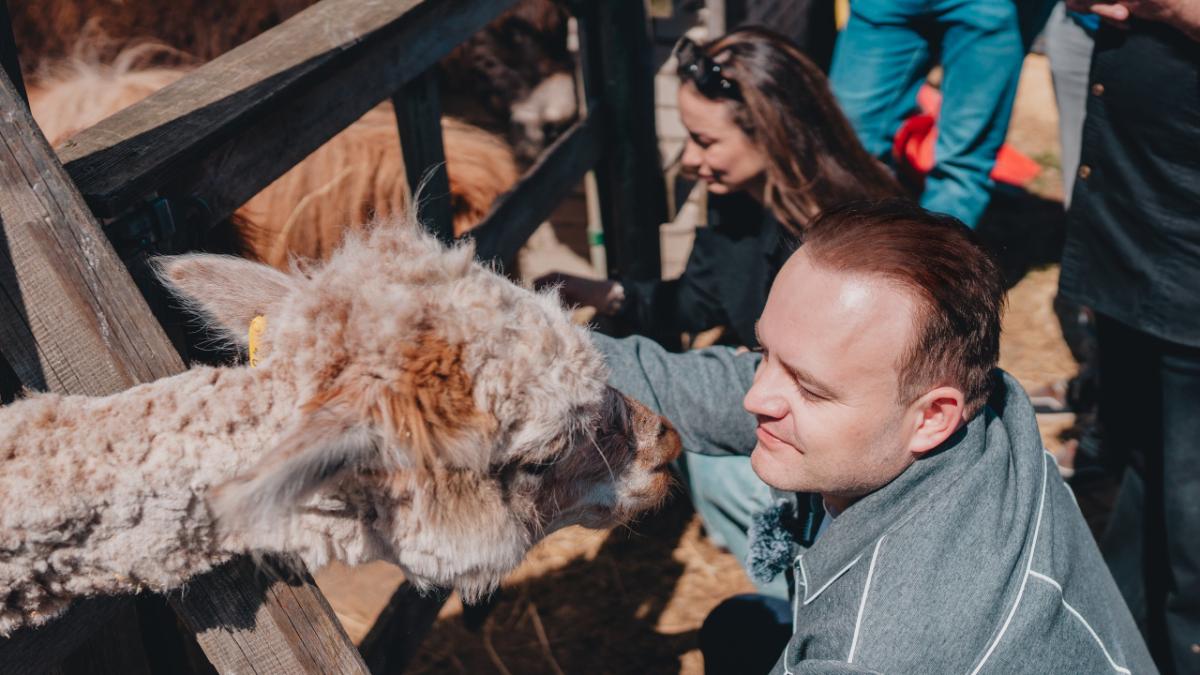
[892,85,1041,188]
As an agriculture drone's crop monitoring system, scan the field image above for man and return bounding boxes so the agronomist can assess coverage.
[828,0,1056,227]
[1058,2,1200,671]
[596,201,1152,672]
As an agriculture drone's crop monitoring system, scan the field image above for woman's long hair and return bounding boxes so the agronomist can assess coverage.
[690,28,902,235]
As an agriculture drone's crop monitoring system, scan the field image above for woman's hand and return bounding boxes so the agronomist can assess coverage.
[534,272,626,315]
[1066,0,1200,40]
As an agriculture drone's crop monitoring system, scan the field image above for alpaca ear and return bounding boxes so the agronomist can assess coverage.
[209,408,380,528]
[156,253,293,346]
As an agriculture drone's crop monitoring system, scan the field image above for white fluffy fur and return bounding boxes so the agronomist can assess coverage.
[0,212,678,636]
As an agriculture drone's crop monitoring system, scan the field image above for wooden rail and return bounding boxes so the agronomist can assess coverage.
[1,0,667,670]
[58,0,514,233]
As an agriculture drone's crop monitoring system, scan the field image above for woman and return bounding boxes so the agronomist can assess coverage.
[540,27,900,350]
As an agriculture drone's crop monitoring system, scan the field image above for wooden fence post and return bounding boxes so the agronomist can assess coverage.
[0,67,367,675]
[393,69,456,243]
[577,0,667,282]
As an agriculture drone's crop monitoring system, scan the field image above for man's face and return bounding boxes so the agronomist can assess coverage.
[744,250,923,502]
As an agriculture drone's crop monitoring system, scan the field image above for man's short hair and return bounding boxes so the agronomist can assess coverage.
[802,200,1006,418]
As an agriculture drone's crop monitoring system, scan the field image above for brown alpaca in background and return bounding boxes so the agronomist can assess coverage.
[11,0,578,162]
[29,46,521,268]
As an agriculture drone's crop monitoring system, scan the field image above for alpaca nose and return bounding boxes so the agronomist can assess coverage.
[615,391,682,469]
[654,417,682,469]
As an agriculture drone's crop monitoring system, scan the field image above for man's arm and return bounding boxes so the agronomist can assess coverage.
[592,333,759,456]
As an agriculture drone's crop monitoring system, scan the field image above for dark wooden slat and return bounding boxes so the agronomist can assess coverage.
[358,583,451,674]
[46,604,154,675]
[471,114,600,266]
[0,68,366,675]
[0,0,26,105]
[578,0,667,281]
[394,70,454,243]
[0,598,129,675]
[59,0,517,224]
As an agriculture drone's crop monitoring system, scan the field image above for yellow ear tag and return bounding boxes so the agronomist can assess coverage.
[248,315,267,368]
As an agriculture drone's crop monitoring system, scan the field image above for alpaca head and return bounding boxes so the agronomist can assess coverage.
[157,214,679,596]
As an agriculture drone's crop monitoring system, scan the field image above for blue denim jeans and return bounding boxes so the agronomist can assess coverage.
[830,0,1054,227]
[1094,315,1200,674]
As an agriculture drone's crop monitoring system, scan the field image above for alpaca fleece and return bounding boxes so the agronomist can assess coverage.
[0,212,679,637]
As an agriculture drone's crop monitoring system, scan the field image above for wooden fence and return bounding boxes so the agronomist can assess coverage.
[0,0,667,671]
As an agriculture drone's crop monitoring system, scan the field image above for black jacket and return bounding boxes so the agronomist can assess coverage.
[614,193,796,349]
[1059,21,1200,346]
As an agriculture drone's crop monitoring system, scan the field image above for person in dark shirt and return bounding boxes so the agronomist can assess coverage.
[1058,2,1200,672]
[539,27,900,351]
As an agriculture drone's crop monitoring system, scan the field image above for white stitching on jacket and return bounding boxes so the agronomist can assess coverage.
[1028,570,1132,674]
[802,555,864,606]
[969,451,1051,673]
[848,535,887,663]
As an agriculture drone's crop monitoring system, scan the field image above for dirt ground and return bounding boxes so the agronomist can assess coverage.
[314,54,1083,674]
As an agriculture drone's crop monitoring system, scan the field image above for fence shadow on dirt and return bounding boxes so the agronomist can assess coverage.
[409,492,704,674]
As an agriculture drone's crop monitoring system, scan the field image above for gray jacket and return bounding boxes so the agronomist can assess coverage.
[596,334,1156,674]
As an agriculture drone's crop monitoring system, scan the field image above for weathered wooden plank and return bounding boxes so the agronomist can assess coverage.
[393,70,454,243]
[59,0,517,225]
[0,69,366,675]
[172,557,367,675]
[357,583,451,674]
[471,114,600,266]
[0,72,183,394]
[578,0,667,281]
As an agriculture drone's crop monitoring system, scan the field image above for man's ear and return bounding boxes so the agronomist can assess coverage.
[155,254,293,347]
[906,386,966,456]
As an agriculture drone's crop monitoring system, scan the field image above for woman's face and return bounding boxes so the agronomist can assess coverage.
[678,82,768,197]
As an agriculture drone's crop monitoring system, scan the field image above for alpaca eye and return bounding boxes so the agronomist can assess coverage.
[521,460,556,476]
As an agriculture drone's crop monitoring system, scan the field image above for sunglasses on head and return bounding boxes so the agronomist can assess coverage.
[673,37,742,101]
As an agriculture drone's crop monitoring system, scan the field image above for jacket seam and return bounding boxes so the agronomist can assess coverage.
[1027,570,1132,674]
[847,535,887,664]
[801,554,864,606]
[969,451,1050,674]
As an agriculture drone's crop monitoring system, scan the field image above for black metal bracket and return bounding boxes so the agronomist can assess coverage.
[103,195,213,259]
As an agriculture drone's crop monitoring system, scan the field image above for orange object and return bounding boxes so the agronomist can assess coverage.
[892,85,1041,188]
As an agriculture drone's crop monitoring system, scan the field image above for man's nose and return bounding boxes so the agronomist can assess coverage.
[743,369,788,419]
[680,138,702,171]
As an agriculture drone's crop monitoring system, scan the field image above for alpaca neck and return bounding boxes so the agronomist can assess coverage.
[0,365,300,595]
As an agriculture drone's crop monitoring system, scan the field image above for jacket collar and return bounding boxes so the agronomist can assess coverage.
[794,374,1020,604]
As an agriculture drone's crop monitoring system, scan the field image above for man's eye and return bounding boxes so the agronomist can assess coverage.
[795,383,827,402]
